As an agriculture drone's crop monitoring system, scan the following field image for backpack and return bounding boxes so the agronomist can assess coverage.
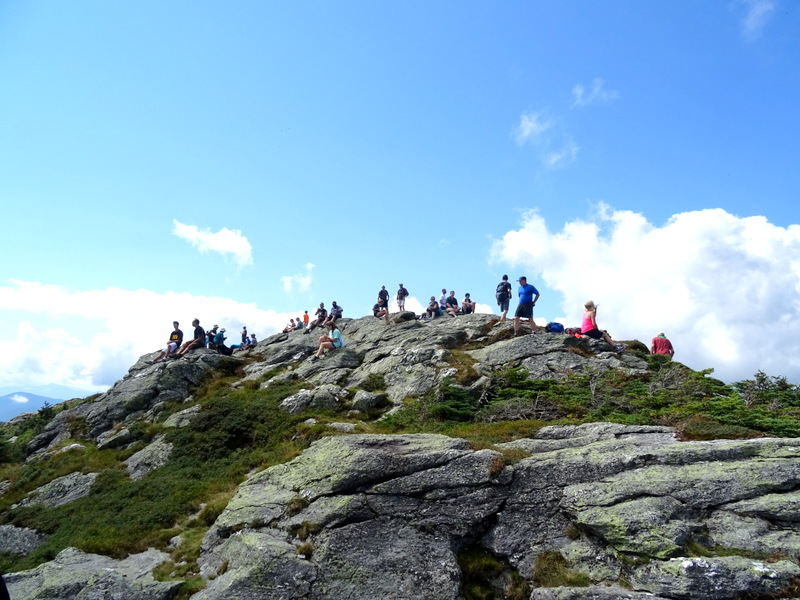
[217,344,233,356]
[545,322,565,333]
[495,282,510,300]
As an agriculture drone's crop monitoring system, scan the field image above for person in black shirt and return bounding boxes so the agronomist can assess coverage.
[149,321,184,363]
[177,318,205,356]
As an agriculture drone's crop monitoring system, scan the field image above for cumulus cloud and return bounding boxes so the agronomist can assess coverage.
[571,78,620,108]
[514,112,552,145]
[172,219,253,267]
[281,263,315,294]
[0,280,294,392]
[734,0,775,41]
[490,205,800,383]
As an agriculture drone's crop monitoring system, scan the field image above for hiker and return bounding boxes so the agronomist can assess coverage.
[462,293,476,315]
[283,319,296,333]
[206,324,219,349]
[215,328,233,355]
[149,321,183,363]
[373,298,390,323]
[295,318,304,331]
[302,311,309,329]
[513,276,540,336]
[439,288,448,310]
[246,333,257,347]
[378,286,390,311]
[305,303,327,333]
[177,319,205,355]
[445,291,459,317]
[396,283,409,311]
[496,274,512,321]
[240,326,248,346]
[581,300,624,352]
[651,332,675,357]
[310,320,345,361]
[325,301,343,324]
[425,296,442,319]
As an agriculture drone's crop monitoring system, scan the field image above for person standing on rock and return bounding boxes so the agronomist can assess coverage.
[513,276,540,336]
[378,286,390,312]
[651,332,674,357]
[149,321,184,363]
[496,274,512,321]
[177,319,205,356]
[396,283,409,311]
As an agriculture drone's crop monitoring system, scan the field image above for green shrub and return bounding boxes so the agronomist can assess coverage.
[531,551,591,587]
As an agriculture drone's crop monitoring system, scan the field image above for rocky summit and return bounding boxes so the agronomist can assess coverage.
[2,312,800,600]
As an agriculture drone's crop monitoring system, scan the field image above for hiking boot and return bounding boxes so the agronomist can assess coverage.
[614,344,626,353]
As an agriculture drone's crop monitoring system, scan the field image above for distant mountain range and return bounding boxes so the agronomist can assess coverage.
[0,385,97,423]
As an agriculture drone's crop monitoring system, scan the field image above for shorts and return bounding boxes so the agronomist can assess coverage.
[165,342,178,353]
[515,302,534,319]
[582,328,603,340]
[498,298,510,312]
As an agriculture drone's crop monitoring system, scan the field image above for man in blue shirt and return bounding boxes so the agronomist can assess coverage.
[514,276,540,336]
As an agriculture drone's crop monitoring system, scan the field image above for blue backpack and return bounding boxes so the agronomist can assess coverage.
[545,322,565,333]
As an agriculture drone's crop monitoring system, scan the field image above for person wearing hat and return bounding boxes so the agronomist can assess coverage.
[149,320,184,363]
[396,283,409,311]
[514,276,540,336]
[581,300,624,351]
[650,332,675,357]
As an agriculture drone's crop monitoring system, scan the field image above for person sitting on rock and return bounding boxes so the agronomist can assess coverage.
[580,300,624,352]
[149,321,183,363]
[283,319,296,333]
[215,328,233,355]
[445,290,460,317]
[295,317,304,330]
[310,321,345,361]
[425,296,442,319]
[461,293,476,315]
[325,301,343,324]
[651,332,674,357]
[373,298,390,323]
[439,288,448,311]
[206,324,219,349]
[177,319,205,356]
[305,303,327,334]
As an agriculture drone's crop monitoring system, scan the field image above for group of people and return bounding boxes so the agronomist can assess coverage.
[149,320,256,363]
[150,277,675,365]
[423,288,477,320]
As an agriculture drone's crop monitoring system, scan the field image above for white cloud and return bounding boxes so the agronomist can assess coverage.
[172,219,253,267]
[0,280,294,392]
[282,262,315,293]
[734,0,775,42]
[490,205,800,383]
[571,78,620,108]
[544,140,579,169]
[10,394,29,404]
[514,112,552,145]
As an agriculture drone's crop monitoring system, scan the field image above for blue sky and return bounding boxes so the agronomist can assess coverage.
[2,1,800,407]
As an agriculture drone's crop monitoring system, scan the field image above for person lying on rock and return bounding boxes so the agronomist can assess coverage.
[310,321,344,361]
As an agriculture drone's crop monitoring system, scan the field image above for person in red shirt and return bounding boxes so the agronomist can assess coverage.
[650,332,675,357]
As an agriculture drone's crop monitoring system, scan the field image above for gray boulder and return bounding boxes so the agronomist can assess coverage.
[124,436,173,481]
[4,547,180,600]
[0,524,46,556]
[14,471,98,508]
